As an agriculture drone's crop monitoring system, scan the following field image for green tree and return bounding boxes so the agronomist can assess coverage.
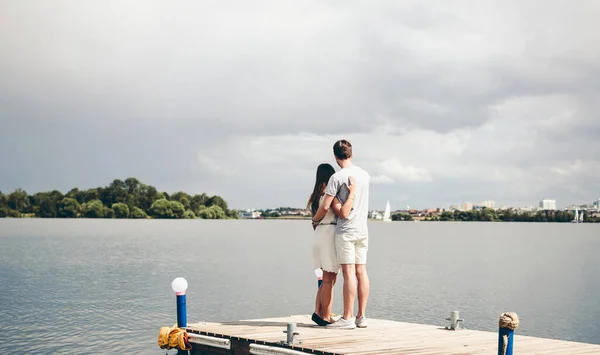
[170,201,185,219]
[82,200,105,218]
[130,206,148,219]
[1,192,9,218]
[198,205,227,219]
[0,192,7,217]
[191,194,208,212]
[499,209,513,222]
[38,195,58,218]
[0,178,233,220]
[453,210,461,221]
[138,185,161,212]
[196,205,207,217]
[30,191,62,217]
[2,208,20,217]
[481,208,496,222]
[112,203,130,218]
[184,210,196,219]
[82,188,101,203]
[533,211,547,222]
[66,188,84,204]
[29,192,45,216]
[453,211,469,221]
[517,212,532,222]
[171,192,192,210]
[206,195,228,213]
[123,177,142,208]
[261,209,280,218]
[103,207,114,219]
[391,212,413,221]
[8,188,30,213]
[149,199,175,219]
[440,211,454,221]
[565,211,575,222]
[101,179,127,207]
[57,198,81,218]
[556,210,565,222]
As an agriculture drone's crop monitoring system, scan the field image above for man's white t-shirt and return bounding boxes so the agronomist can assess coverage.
[325,164,370,236]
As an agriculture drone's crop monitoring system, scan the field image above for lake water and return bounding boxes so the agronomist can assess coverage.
[0,219,599,354]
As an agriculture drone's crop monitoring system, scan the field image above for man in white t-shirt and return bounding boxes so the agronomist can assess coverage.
[312,139,370,330]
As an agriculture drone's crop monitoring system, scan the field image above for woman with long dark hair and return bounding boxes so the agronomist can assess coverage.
[307,163,355,326]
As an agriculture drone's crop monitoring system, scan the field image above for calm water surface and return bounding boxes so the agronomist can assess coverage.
[1,219,599,354]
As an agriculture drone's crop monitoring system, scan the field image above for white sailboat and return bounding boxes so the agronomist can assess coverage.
[383,201,392,222]
[579,211,584,223]
[572,208,580,223]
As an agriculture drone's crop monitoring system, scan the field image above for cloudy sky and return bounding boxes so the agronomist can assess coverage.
[1,0,599,210]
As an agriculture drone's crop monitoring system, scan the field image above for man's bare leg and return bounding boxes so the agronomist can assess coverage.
[341,263,357,319]
[319,271,337,321]
[355,264,370,318]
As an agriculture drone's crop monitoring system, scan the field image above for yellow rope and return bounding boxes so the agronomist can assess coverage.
[158,324,192,351]
[498,312,519,355]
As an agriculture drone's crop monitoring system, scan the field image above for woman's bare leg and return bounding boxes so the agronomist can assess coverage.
[315,283,323,315]
[319,271,337,322]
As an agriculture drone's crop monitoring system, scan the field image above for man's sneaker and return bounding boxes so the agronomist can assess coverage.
[355,316,368,328]
[326,317,356,330]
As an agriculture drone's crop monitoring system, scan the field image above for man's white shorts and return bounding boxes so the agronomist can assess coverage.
[335,233,368,265]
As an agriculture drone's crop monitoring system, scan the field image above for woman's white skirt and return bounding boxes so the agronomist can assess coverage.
[312,224,340,274]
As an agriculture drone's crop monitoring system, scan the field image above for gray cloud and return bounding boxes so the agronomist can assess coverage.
[1,0,599,209]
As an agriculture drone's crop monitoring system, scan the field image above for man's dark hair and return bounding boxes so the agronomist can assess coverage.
[333,139,352,160]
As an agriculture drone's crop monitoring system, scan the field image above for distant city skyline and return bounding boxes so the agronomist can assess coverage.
[1,1,599,209]
[248,196,599,212]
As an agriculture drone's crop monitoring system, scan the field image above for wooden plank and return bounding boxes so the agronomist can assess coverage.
[186,315,600,355]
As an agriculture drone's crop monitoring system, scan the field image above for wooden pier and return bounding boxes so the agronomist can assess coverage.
[184,314,600,355]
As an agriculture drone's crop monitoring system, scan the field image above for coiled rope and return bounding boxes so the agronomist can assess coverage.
[158,324,192,351]
[498,312,520,355]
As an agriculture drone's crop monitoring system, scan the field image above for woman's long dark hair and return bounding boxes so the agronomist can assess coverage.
[307,163,336,216]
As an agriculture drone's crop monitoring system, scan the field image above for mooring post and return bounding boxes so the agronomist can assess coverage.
[283,322,299,344]
[172,277,188,328]
[445,311,463,330]
[315,268,323,288]
[498,312,519,355]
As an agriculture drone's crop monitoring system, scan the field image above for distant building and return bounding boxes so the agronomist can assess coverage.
[280,209,311,217]
[370,211,383,220]
[472,200,495,210]
[539,198,557,210]
[517,206,537,213]
[595,198,600,209]
[239,209,262,219]
[479,200,495,208]
[461,202,473,211]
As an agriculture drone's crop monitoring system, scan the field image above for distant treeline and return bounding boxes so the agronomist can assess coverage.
[418,209,598,223]
[0,178,237,220]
